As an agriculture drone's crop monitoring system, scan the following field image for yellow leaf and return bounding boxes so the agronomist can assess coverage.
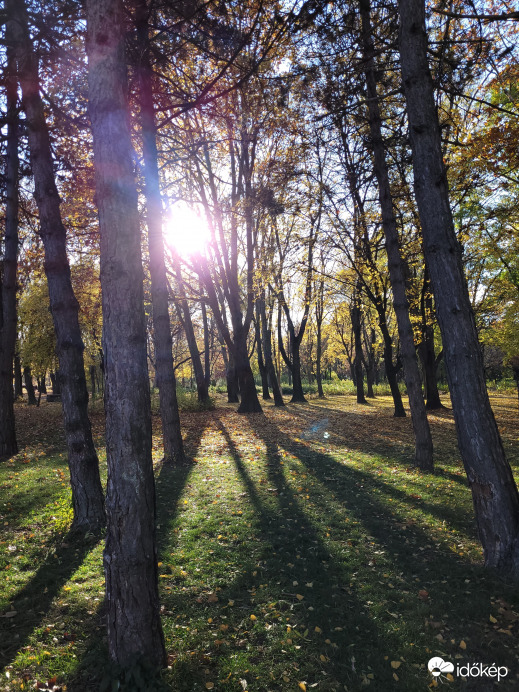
[315,626,322,633]
[489,615,497,623]
[391,661,401,669]
[283,676,290,682]
[446,673,454,681]
[459,640,467,650]
[296,594,304,601]
[250,614,257,621]
[320,654,327,662]
[205,684,214,690]
[298,683,307,691]
[393,673,399,681]
[208,618,213,623]
[228,600,234,606]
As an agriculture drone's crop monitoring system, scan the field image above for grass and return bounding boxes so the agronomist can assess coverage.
[1,393,519,691]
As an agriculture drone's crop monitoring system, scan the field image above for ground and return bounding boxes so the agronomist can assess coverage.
[1,392,518,691]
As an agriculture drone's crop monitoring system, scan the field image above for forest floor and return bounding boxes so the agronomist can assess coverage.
[1,392,519,691]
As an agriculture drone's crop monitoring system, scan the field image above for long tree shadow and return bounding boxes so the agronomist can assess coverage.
[283,401,473,486]
[0,531,101,672]
[253,415,519,679]
[66,413,210,691]
[212,414,402,690]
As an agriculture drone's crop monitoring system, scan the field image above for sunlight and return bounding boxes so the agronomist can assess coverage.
[163,202,211,257]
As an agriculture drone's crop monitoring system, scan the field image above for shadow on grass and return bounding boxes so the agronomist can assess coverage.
[65,414,210,691]
[207,413,397,690]
[251,415,518,680]
[0,531,101,672]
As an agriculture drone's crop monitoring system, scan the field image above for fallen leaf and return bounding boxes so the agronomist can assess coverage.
[459,640,466,650]
[391,661,401,669]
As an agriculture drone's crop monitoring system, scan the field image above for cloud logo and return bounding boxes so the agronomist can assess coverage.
[428,657,454,678]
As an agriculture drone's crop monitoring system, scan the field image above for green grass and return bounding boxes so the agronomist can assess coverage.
[1,394,519,691]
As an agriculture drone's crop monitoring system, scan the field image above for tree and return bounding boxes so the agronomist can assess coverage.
[0,20,19,458]
[359,0,433,470]
[8,0,105,531]
[86,0,166,667]
[398,0,519,573]
[134,0,185,464]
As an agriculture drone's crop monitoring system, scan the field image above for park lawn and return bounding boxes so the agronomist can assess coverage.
[1,393,519,691]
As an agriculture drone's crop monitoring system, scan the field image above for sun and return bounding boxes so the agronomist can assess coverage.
[164,202,211,256]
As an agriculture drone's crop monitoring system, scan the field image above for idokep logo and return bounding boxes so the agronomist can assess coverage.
[428,657,454,678]
[428,656,509,683]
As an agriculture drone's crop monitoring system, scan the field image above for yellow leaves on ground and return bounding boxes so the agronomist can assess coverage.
[298,683,306,691]
[314,626,322,633]
[250,614,257,621]
[390,661,401,669]
[296,594,304,601]
[205,683,214,690]
[459,640,467,649]
[489,615,497,623]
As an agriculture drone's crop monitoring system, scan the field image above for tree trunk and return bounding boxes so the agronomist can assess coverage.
[419,267,443,409]
[9,0,105,531]
[37,375,47,394]
[363,328,376,398]
[379,314,406,417]
[134,0,184,463]
[351,303,367,404]
[14,354,22,400]
[235,329,262,413]
[201,298,211,391]
[259,295,284,406]
[399,0,519,572]
[510,357,519,412]
[255,313,271,400]
[291,343,306,402]
[225,349,240,403]
[315,319,325,398]
[174,266,209,404]
[50,371,61,396]
[87,0,166,667]
[0,23,19,459]
[23,366,37,405]
[90,365,96,399]
[360,0,433,470]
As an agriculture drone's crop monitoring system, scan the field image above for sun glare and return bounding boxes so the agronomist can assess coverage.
[164,203,211,256]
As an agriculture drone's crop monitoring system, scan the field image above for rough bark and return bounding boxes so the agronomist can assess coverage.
[86,0,166,666]
[9,0,105,531]
[360,0,433,470]
[134,0,184,463]
[399,0,519,572]
[0,22,19,458]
